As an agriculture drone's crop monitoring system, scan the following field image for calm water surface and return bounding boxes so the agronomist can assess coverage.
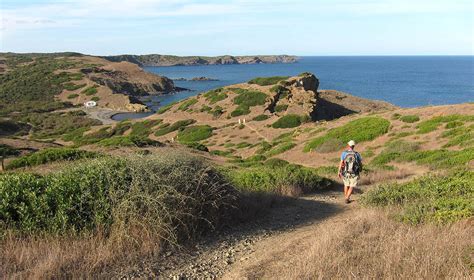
[112,56,474,120]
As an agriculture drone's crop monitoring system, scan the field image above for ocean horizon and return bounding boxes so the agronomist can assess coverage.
[113,56,473,120]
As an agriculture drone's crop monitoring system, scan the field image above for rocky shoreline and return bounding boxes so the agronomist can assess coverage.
[103,54,298,67]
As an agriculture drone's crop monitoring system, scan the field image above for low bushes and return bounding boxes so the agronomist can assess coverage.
[399,115,419,123]
[0,153,238,240]
[253,114,270,121]
[304,117,390,152]
[178,98,198,111]
[0,144,20,157]
[231,106,251,117]
[6,148,99,169]
[225,164,331,195]
[363,170,473,224]
[177,125,213,143]
[67,93,79,99]
[203,88,227,104]
[155,102,177,114]
[233,89,267,107]
[154,119,195,136]
[274,104,288,112]
[248,76,289,86]
[81,85,98,96]
[63,82,86,91]
[417,114,474,134]
[272,114,304,128]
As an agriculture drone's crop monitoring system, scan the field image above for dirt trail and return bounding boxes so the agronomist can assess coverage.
[146,186,361,279]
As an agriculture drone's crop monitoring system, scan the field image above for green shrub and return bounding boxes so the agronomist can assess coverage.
[67,93,79,99]
[274,104,288,112]
[156,102,177,114]
[269,85,290,97]
[177,125,213,143]
[272,114,303,129]
[264,158,290,168]
[0,144,20,157]
[178,98,198,111]
[154,119,195,136]
[399,115,420,123]
[6,148,99,169]
[81,85,98,96]
[362,170,473,224]
[391,113,401,120]
[371,140,420,166]
[231,106,250,117]
[211,106,224,117]
[63,82,86,91]
[225,164,331,194]
[445,121,464,129]
[248,76,289,86]
[253,114,270,121]
[417,115,474,134]
[235,142,252,149]
[129,119,162,138]
[232,89,267,107]
[91,96,100,102]
[0,153,238,242]
[265,142,296,157]
[304,117,390,152]
[14,111,100,139]
[203,88,227,104]
[184,142,209,152]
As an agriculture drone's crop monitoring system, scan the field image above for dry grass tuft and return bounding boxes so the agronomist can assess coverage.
[281,209,473,279]
[359,168,414,186]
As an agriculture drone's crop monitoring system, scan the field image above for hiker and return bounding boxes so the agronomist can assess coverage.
[338,140,362,204]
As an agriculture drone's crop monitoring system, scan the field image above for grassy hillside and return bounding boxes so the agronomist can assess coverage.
[1,71,473,277]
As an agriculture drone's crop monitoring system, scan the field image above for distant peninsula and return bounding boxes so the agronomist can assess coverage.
[102,54,298,67]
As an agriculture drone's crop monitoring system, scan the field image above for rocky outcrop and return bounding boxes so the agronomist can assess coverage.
[267,73,320,119]
[82,61,176,96]
[103,54,298,67]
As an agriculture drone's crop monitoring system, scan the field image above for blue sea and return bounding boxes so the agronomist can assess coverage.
[113,56,474,120]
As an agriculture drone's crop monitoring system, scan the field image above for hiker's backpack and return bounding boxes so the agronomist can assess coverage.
[343,150,361,176]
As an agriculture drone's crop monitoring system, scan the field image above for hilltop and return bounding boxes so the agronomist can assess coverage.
[103,54,298,66]
[0,52,178,114]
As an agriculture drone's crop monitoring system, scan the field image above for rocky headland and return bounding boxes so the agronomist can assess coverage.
[103,54,298,66]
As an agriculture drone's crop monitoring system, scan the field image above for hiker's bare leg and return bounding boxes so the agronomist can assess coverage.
[346,187,354,200]
[344,185,349,198]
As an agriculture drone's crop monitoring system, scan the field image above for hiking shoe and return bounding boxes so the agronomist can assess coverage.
[345,198,350,204]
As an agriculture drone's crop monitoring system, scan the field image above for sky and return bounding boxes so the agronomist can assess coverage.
[1,0,473,56]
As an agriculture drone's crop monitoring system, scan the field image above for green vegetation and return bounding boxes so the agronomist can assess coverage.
[211,106,224,117]
[81,85,98,96]
[304,117,390,152]
[15,110,101,139]
[274,104,288,112]
[155,102,177,114]
[363,170,473,224]
[372,140,474,169]
[129,119,162,138]
[417,115,474,134]
[184,142,209,152]
[233,89,268,106]
[91,96,100,102]
[62,121,130,145]
[6,148,99,169]
[203,88,227,104]
[269,85,290,98]
[63,82,86,91]
[154,119,195,136]
[97,135,161,147]
[0,153,237,242]
[67,93,79,99]
[0,55,81,116]
[265,142,297,157]
[177,125,213,143]
[0,144,20,157]
[272,114,304,128]
[0,119,30,136]
[391,113,401,120]
[225,164,330,194]
[441,124,473,148]
[248,76,289,86]
[231,106,251,117]
[178,98,198,111]
[253,114,270,121]
[399,115,420,123]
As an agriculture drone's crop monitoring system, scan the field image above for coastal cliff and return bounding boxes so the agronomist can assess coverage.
[103,54,298,66]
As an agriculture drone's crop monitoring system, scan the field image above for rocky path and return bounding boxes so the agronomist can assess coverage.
[120,187,361,279]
